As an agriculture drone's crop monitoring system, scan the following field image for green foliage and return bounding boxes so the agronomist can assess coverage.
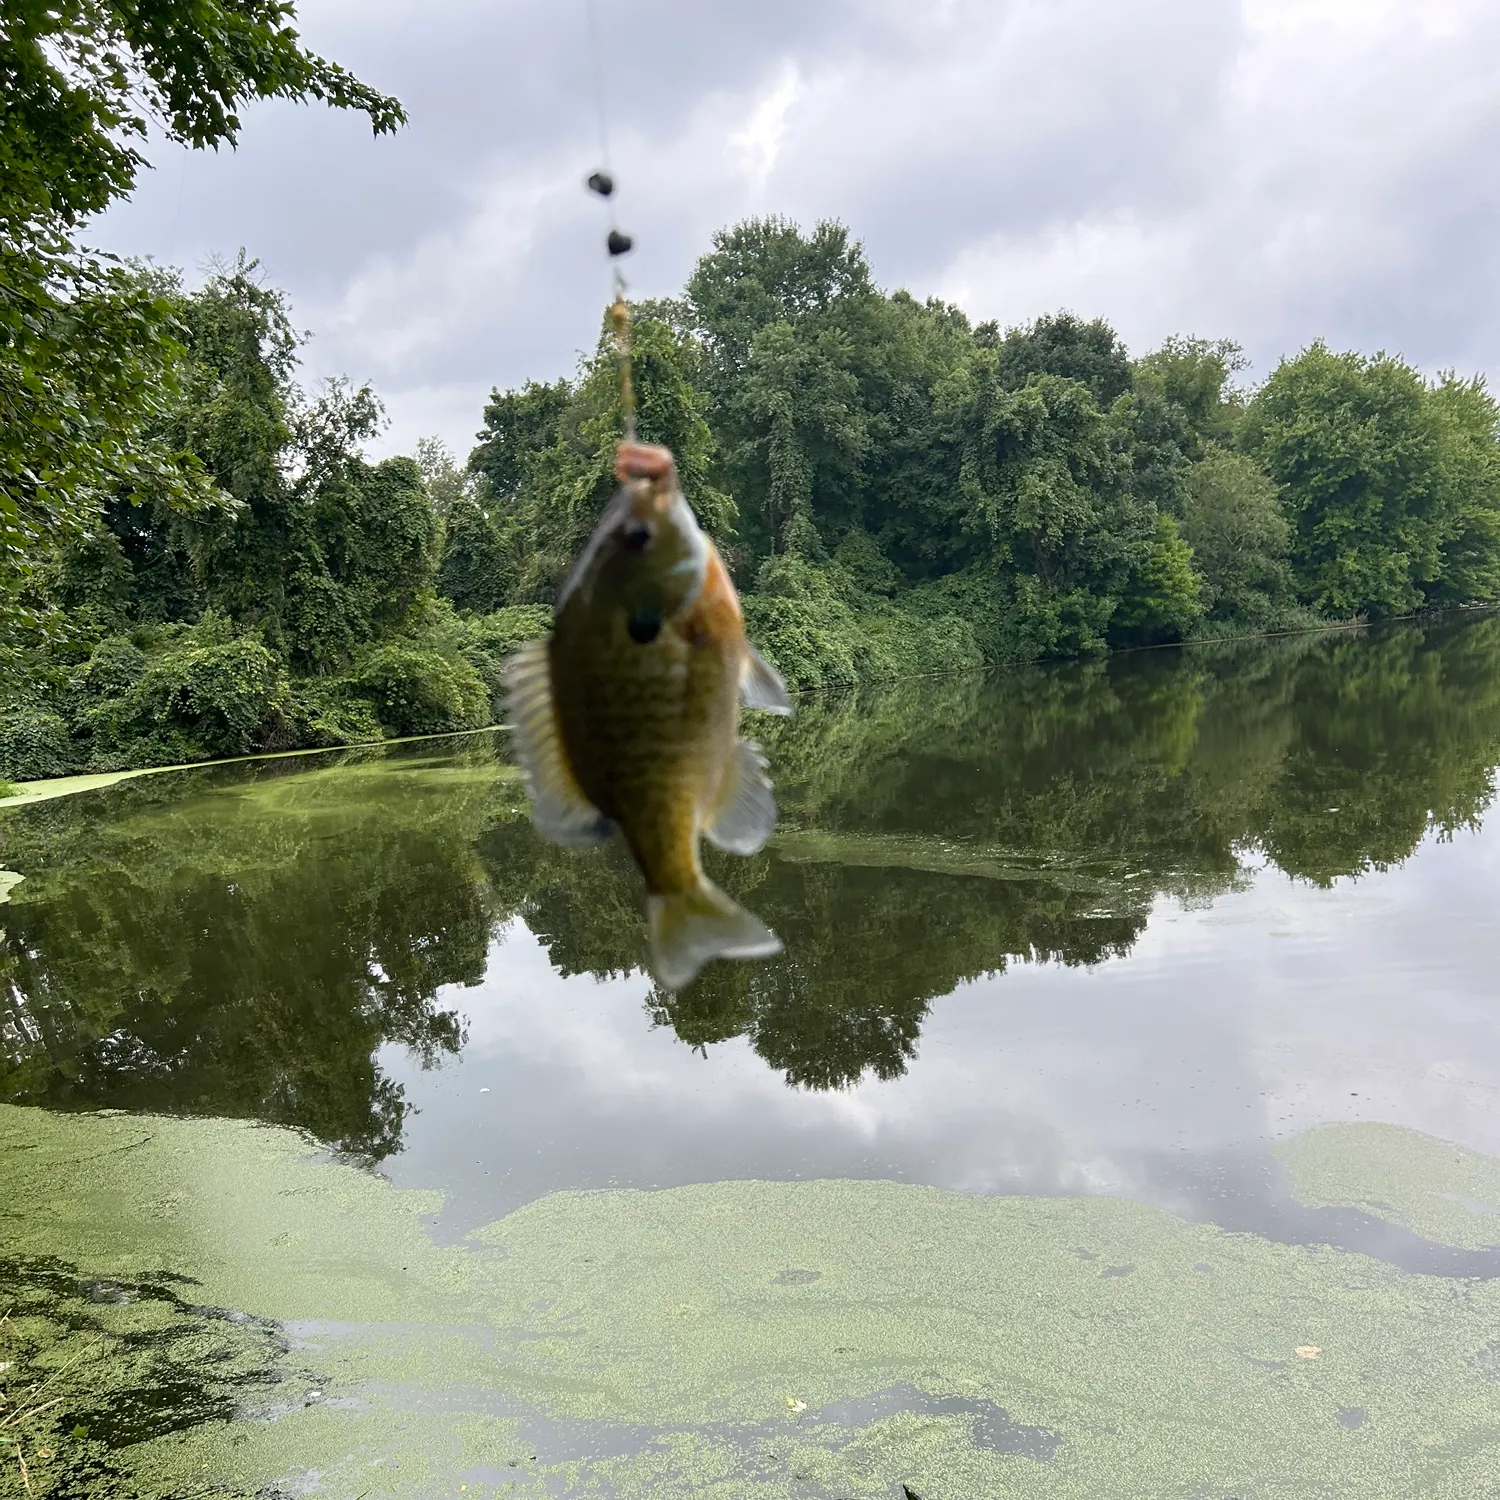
[0,706,74,780]
[437,487,517,614]
[991,311,1135,408]
[1180,446,1300,628]
[350,642,489,738]
[744,554,982,692]
[444,603,554,719]
[0,0,402,639]
[469,379,571,502]
[15,212,1500,779]
[1110,512,1203,645]
[289,677,384,749]
[475,316,731,604]
[82,627,292,765]
[1241,342,1486,618]
[1426,374,1500,607]
[1135,336,1247,451]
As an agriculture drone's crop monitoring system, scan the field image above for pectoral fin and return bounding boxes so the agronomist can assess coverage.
[704,738,777,855]
[502,639,613,846]
[741,644,793,715]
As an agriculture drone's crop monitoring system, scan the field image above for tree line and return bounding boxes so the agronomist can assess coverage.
[459,216,1500,688]
[5,6,1500,783]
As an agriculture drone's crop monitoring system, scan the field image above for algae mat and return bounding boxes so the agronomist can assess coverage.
[1280,1121,1500,1253]
[3,1105,1499,1497]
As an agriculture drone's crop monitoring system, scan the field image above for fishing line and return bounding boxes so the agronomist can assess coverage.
[582,0,637,442]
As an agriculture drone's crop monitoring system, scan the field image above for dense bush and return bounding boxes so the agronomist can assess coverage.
[79,627,294,769]
[744,555,983,691]
[350,643,490,737]
[0,708,75,780]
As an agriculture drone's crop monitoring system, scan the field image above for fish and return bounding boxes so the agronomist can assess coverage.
[503,439,794,990]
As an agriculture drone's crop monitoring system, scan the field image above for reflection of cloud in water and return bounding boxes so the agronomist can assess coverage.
[392,814,1500,1245]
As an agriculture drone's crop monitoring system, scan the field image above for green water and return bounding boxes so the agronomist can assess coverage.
[5,618,1500,1495]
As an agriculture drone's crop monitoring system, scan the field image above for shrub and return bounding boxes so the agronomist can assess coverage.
[453,604,553,720]
[745,555,983,690]
[908,569,1115,663]
[289,679,386,747]
[0,708,78,780]
[85,635,292,765]
[350,643,490,737]
[72,635,148,699]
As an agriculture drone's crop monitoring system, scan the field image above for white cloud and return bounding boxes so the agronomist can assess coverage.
[730,62,804,190]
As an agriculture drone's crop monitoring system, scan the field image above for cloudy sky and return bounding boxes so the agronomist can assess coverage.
[96,0,1500,461]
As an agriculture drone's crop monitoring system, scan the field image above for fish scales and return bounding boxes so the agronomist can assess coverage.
[504,440,793,990]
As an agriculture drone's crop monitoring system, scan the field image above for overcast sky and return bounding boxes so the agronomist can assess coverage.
[95,0,1500,461]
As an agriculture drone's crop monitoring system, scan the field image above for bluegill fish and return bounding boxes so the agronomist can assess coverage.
[503,441,793,989]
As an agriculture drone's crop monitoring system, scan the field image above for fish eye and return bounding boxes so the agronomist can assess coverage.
[621,521,654,551]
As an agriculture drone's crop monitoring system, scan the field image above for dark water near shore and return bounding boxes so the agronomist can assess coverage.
[6,616,1500,1497]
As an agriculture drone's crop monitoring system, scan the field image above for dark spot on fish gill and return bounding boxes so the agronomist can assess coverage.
[628,611,662,644]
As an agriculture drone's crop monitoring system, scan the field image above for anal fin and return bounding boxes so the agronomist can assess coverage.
[502,639,613,846]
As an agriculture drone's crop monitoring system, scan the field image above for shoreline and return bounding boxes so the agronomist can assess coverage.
[4,606,1493,810]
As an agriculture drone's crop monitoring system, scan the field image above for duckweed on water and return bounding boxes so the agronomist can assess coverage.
[4,1105,1500,1497]
[1280,1122,1500,1252]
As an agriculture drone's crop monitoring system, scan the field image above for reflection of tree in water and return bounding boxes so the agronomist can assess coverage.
[653,861,1146,1090]
[500,617,1500,1088]
[0,747,517,1158]
[5,618,1500,1143]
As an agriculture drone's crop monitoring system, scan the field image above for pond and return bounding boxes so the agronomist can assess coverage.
[4,617,1500,1497]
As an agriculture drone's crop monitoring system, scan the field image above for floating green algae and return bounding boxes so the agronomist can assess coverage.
[1280,1121,1500,1251]
[5,1103,1500,1497]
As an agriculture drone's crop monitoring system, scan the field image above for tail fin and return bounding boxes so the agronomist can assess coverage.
[647,881,782,991]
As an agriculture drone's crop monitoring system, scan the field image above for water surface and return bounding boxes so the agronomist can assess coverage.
[5,618,1500,1496]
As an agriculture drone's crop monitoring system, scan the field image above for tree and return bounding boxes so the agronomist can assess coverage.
[1110,512,1203,645]
[990,311,1135,409]
[686,217,876,392]
[1179,446,1296,626]
[0,0,403,638]
[1135,336,1248,451]
[468,379,571,505]
[1427,375,1500,607]
[461,313,732,605]
[1242,344,1468,617]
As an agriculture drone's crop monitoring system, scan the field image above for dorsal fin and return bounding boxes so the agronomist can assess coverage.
[501,639,613,846]
[703,737,777,855]
[741,644,793,715]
